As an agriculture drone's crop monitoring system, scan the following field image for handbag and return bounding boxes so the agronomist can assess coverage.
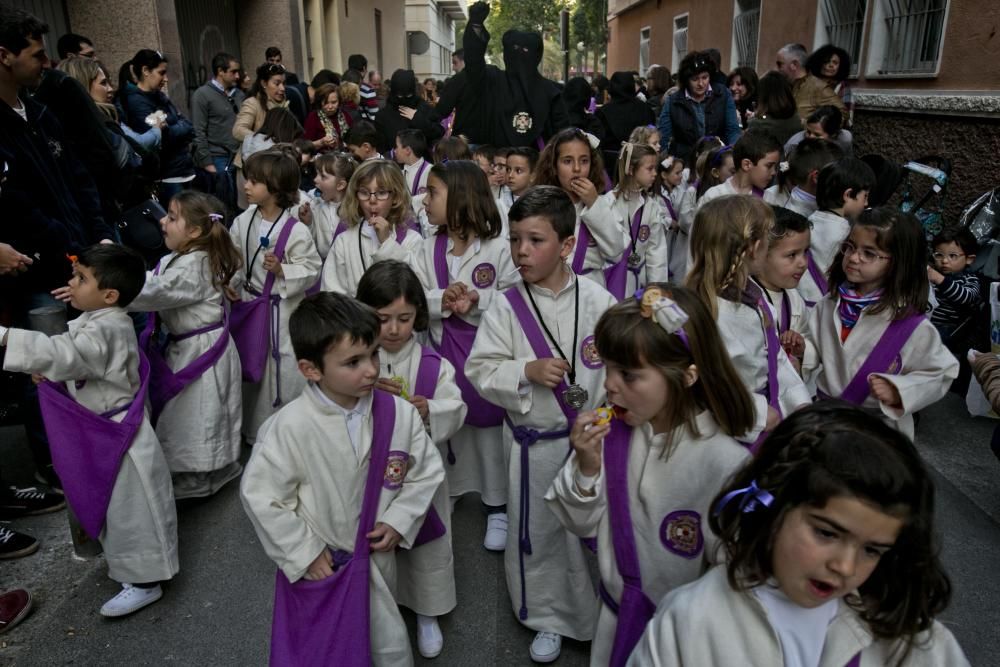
[118,197,168,268]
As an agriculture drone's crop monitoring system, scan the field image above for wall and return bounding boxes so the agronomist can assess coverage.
[237,0,300,76]
[405,0,461,80]
[334,0,405,76]
[756,0,815,73]
[607,0,680,73]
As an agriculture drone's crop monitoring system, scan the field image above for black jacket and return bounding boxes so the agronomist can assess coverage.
[596,72,655,151]
[374,70,443,155]
[663,83,730,165]
[120,82,195,180]
[0,95,113,296]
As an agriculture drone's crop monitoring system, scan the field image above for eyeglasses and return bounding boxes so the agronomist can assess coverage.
[840,241,890,264]
[932,252,965,262]
[357,189,392,201]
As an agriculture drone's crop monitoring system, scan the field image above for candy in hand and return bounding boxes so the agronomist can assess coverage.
[593,405,615,426]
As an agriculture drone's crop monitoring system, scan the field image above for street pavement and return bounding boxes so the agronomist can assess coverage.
[1,391,998,666]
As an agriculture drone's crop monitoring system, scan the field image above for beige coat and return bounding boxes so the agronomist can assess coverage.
[628,565,970,666]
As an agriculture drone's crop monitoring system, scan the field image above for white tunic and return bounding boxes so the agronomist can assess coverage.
[241,388,445,667]
[230,206,322,442]
[695,178,742,210]
[304,196,343,259]
[602,190,670,295]
[717,285,813,441]
[380,337,466,616]
[129,250,242,475]
[573,197,629,289]
[403,157,431,214]
[409,233,519,506]
[804,297,959,440]
[763,285,817,374]
[321,222,423,297]
[800,210,850,304]
[466,275,616,640]
[545,413,749,666]
[767,185,819,219]
[662,184,695,280]
[628,565,971,667]
[4,308,179,584]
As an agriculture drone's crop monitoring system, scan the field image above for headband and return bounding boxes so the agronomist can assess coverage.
[710,145,734,167]
[635,287,690,350]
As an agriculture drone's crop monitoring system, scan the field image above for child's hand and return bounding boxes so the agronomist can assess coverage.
[451,289,479,315]
[765,406,781,432]
[569,177,598,207]
[398,106,416,121]
[375,377,403,396]
[442,282,468,311]
[780,330,805,358]
[304,548,335,580]
[50,285,72,303]
[367,522,401,552]
[525,358,571,388]
[570,411,608,478]
[926,265,944,285]
[368,216,392,243]
[409,395,429,420]
[31,373,45,385]
[223,285,241,302]
[298,201,312,226]
[869,375,902,408]
[262,251,284,277]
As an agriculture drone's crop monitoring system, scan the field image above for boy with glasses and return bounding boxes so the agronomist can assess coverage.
[928,227,980,344]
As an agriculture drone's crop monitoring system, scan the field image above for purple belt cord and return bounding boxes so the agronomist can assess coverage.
[270,296,282,408]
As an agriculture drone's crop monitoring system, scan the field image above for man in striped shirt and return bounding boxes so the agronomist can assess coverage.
[347,54,380,122]
[929,227,981,342]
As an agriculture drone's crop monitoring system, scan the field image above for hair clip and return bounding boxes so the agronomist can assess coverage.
[66,253,78,264]
[713,480,774,516]
[779,161,790,173]
[635,287,690,349]
[208,213,224,223]
[620,142,636,173]
[660,156,675,170]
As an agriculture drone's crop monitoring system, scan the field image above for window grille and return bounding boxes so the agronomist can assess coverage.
[733,0,761,68]
[878,0,947,74]
[820,0,867,75]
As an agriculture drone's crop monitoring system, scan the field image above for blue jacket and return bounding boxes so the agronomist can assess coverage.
[0,95,113,295]
[119,82,195,180]
[658,83,741,165]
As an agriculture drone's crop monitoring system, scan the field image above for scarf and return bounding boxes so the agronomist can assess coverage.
[837,284,883,332]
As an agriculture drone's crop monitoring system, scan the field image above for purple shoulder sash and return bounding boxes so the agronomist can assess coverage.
[413,346,442,399]
[806,250,829,296]
[571,222,595,275]
[838,313,925,406]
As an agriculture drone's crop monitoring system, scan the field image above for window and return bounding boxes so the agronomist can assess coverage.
[639,27,651,73]
[672,14,689,72]
[817,0,868,75]
[871,0,948,75]
[732,0,761,69]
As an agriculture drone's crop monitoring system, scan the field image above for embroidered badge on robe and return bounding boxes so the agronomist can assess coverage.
[472,262,497,289]
[512,112,533,134]
[383,451,409,490]
[659,510,703,559]
[580,335,603,369]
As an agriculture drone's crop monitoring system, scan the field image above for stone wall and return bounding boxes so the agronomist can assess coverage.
[853,110,1000,226]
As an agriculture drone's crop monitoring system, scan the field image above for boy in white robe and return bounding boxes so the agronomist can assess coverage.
[241,292,444,666]
[2,245,178,617]
[467,186,616,662]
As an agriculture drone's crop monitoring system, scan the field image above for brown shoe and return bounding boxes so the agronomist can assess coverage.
[0,589,32,634]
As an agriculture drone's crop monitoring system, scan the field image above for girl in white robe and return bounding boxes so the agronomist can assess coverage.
[803,208,958,440]
[545,285,755,666]
[298,151,355,259]
[409,161,519,551]
[129,192,243,498]
[687,196,811,446]
[229,150,322,444]
[658,155,695,281]
[629,402,971,667]
[532,128,628,289]
[600,143,669,301]
[356,261,467,658]
[320,159,422,296]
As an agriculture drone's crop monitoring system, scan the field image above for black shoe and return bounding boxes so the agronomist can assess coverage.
[32,465,63,495]
[0,486,66,519]
[0,525,39,560]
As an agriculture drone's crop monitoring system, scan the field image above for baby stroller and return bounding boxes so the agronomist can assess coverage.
[899,155,952,240]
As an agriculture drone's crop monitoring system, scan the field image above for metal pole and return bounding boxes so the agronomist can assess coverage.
[560,10,570,83]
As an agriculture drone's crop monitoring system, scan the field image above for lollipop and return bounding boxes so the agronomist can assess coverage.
[593,404,615,426]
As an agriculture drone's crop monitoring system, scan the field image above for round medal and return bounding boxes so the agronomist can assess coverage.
[562,383,589,410]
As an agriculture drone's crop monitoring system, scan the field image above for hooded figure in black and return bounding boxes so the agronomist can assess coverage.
[373,68,443,155]
[459,1,568,147]
[563,77,605,141]
[596,71,655,152]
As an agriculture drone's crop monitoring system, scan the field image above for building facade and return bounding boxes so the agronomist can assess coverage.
[404,0,465,81]
[607,0,1000,222]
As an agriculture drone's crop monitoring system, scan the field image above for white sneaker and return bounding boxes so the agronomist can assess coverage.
[416,613,443,658]
[483,513,508,551]
[529,631,562,663]
[99,583,163,618]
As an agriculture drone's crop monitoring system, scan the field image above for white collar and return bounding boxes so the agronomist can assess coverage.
[310,383,372,419]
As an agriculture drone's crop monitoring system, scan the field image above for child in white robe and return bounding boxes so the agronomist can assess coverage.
[800,157,876,304]
[229,150,322,443]
[696,129,780,210]
[129,192,243,498]
[658,154,695,280]
[356,261,466,659]
[532,128,627,289]
[410,160,519,552]
[686,195,811,447]
[241,292,445,667]
[629,402,971,667]
[600,143,669,300]
[321,159,422,297]
[804,208,958,440]
[545,285,754,666]
[298,152,355,260]
[2,245,178,617]
[467,186,617,663]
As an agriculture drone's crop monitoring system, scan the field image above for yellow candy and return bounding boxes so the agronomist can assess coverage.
[391,376,410,400]
[593,406,614,426]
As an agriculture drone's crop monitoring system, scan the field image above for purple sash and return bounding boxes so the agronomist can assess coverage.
[749,297,783,453]
[408,347,446,547]
[778,291,792,335]
[139,263,231,424]
[37,352,151,539]
[571,222,595,276]
[603,419,657,667]
[835,313,925,406]
[230,218,297,392]
[410,160,429,196]
[660,192,677,223]
[751,186,764,199]
[269,389,395,667]
[431,233,504,427]
[604,203,645,301]
[504,286,579,620]
[806,250,829,297]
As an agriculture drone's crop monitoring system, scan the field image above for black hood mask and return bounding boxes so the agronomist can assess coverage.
[609,71,637,102]
[389,69,421,109]
[502,30,543,84]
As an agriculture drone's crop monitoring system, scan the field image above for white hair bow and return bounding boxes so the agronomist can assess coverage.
[582,131,601,151]
[637,286,690,348]
[660,156,675,170]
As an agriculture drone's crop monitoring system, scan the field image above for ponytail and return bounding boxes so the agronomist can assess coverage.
[170,192,243,290]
